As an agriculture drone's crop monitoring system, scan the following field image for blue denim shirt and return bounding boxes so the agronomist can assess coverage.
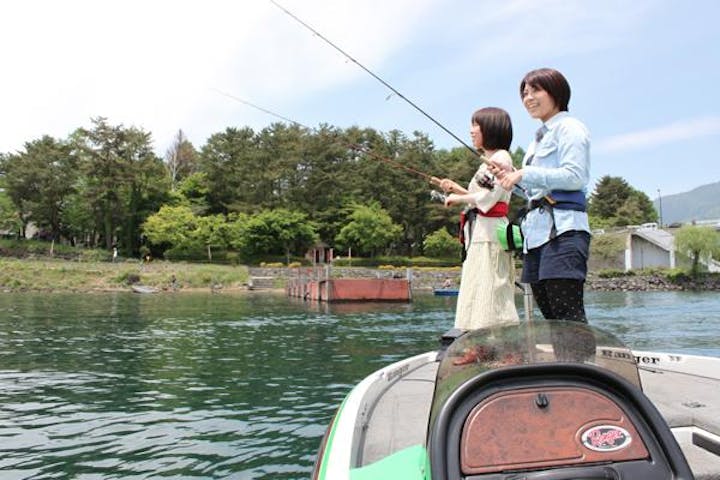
[520,112,591,251]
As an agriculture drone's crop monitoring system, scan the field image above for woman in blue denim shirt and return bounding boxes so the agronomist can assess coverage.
[490,68,591,323]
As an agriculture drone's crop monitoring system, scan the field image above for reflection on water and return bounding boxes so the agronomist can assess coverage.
[586,291,720,356]
[0,290,718,478]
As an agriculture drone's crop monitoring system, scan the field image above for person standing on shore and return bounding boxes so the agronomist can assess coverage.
[490,67,591,323]
[438,107,519,330]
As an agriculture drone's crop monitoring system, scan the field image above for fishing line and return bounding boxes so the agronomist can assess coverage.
[213,88,440,183]
[267,0,535,201]
[268,0,477,156]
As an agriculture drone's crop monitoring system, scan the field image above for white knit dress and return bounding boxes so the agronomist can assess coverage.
[454,151,520,330]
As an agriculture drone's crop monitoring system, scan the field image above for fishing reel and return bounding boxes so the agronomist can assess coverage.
[475,172,495,190]
[430,190,448,203]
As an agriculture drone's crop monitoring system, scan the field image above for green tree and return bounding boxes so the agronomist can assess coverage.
[142,205,198,251]
[120,128,172,255]
[61,188,96,246]
[174,172,210,215]
[616,191,657,226]
[193,214,229,261]
[225,212,252,259]
[384,130,442,256]
[1,135,77,239]
[434,146,477,189]
[0,184,22,236]
[72,118,127,249]
[199,127,259,214]
[240,209,318,264]
[341,128,439,255]
[588,175,657,226]
[0,156,30,237]
[589,176,631,219]
[423,227,461,258]
[674,225,719,277]
[283,124,351,244]
[253,122,309,210]
[335,202,402,257]
[73,118,169,254]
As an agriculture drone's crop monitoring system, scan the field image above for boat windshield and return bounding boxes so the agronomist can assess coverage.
[435,321,640,403]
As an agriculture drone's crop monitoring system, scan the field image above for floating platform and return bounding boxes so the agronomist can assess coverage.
[287,277,411,302]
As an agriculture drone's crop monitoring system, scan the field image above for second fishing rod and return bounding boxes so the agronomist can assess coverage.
[213,89,443,187]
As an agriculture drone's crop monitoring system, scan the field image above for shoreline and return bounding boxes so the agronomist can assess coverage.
[4,275,719,294]
[1,257,719,293]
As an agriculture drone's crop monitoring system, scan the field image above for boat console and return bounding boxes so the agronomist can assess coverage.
[428,322,694,479]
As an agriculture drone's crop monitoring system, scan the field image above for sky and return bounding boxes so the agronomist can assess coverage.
[1,0,719,200]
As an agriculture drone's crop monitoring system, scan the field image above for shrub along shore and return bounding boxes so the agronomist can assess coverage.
[0,257,251,293]
[1,257,719,293]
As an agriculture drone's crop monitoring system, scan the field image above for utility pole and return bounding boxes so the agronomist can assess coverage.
[657,189,663,227]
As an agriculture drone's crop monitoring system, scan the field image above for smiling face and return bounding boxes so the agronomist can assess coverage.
[470,122,484,150]
[522,84,560,122]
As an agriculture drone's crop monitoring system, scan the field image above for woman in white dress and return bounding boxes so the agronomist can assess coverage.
[438,107,519,330]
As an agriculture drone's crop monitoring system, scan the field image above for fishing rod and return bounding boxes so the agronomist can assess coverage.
[268,0,477,157]
[268,0,538,202]
[213,89,442,184]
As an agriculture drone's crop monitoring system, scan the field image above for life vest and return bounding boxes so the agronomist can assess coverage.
[526,189,587,241]
[532,190,586,212]
[458,202,509,260]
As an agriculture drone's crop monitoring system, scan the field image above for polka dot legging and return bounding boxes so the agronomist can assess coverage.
[530,279,586,322]
[532,279,594,361]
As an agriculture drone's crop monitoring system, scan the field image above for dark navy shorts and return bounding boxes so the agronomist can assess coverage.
[521,231,591,283]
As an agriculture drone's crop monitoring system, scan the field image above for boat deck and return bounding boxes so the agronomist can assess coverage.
[641,366,720,479]
[359,360,720,479]
[358,361,437,466]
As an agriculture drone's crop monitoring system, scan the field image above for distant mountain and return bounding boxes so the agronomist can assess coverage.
[655,181,720,225]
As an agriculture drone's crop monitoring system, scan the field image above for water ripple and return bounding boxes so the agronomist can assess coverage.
[0,291,717,478]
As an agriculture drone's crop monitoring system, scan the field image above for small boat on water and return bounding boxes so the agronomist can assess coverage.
[312,321,720,479]
[131,285,159,294]
[433,288,459,296]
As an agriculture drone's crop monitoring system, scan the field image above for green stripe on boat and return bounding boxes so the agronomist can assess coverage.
[316,393,349,480]
[350,444,428,480]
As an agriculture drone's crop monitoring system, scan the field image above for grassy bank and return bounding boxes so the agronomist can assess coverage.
[0,257,250,292]
[3,254,715,294]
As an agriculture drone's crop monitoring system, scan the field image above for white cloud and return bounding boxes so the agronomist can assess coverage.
[1,0,715,175]
[412,0,654,75]
[0,0,437,154]
[596,116,720,153]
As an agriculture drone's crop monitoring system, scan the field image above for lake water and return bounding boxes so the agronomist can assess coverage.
[0,290,718,479]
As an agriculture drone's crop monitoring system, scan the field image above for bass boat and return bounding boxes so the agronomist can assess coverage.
[311,321,720,479]
[131,285,159,294]
[433,288,460,297]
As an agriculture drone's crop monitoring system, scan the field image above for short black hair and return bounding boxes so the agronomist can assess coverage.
[520,68,571,112]
[471,107,513,151]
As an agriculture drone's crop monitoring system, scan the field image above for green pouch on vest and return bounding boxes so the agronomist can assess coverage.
[496,221,523,251]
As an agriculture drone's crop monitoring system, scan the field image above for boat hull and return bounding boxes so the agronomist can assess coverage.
[313,326,720,479]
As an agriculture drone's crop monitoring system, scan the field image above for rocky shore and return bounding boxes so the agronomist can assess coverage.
[585,273,720,292]
[250,267,720,292]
